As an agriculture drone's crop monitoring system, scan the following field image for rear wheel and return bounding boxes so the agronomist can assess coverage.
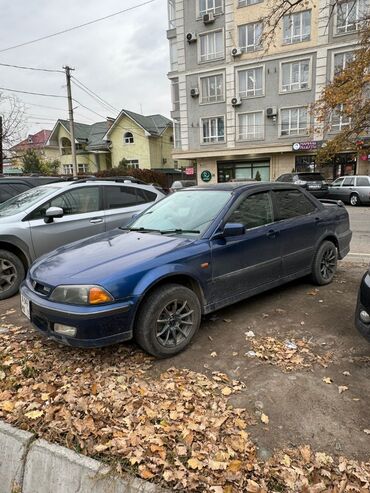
[0,250,25,300]
[350,193,360,206]
[311,241,337,286]
[135,284,201,358]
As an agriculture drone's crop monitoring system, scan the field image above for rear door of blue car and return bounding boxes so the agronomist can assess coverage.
[211,190,282,300]
[271,188,321,277]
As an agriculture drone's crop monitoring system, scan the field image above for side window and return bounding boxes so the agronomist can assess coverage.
[228,192,273,229]
[136,188,157,204]
[29,187,100,220]
[342,177,354,186]
[105,186,138,209]
[356,177,370,187]
[0,185,15,203]
[332,177,344,187]
[274,189,316,220]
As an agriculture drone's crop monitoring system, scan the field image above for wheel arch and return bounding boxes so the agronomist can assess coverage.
[0,240,30,271]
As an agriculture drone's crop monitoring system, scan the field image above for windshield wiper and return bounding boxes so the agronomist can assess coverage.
[120,226,160,233]
[160,229,200,235]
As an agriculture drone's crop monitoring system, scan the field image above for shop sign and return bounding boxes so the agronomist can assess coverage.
[292,141,319,151]
[200,170,212,182]
[185,167,194,175]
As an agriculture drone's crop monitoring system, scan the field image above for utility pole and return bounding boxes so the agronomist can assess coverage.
[63,66,78,178]
[0,116,3,174]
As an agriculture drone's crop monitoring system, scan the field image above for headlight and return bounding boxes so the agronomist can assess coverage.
[50,285,113,305]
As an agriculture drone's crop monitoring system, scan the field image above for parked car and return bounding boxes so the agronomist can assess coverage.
[0,176,64,204]
[328,175,370,206]
[0,179,164,299]
[276,173,329,198]
[20,182,351,358]
[355,268,370,342]
[170,180,196,192]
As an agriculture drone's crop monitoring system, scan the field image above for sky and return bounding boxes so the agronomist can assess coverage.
[0,0,171,141]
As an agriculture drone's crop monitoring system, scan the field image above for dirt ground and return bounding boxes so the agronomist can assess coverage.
[1,260,369,465]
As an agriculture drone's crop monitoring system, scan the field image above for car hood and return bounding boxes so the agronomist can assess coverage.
[30,229,195,286]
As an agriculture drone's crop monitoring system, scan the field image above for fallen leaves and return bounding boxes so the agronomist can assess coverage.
[323,377,333,384]
[248,337,333,372]
[25,410,44,420]
[260,413,269,425]
[338,385,349,394]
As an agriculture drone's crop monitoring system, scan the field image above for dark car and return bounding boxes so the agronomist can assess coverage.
[0,176,64,203]
[355,268,370,342]
[276,173,329,198]
[20,182,352,358]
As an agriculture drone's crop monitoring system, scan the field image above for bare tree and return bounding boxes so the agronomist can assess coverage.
[0,92,26,149]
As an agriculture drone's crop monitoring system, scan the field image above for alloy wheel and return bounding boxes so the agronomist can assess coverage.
[156,299,194,348]
[350,194,358,206]
[320,247,337,281]
[0,258,17,293]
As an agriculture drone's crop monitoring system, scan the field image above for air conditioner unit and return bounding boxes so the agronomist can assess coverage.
[231,47,242,57]
[266,107,278,117]
[190,87,200,97]
[231,97,242,107]
[203,12,215,24]
[186,32,197,43]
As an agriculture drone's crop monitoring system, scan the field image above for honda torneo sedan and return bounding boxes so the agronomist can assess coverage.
[20,183,352,358]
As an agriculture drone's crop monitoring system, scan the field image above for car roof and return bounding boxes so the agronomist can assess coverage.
[37,180,158,190]
[183,182,301,192]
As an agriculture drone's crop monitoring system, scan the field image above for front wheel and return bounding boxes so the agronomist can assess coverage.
[135,284,201,358]
[311,241,338,286]
[350,193,360,206]
[0,250,25,300]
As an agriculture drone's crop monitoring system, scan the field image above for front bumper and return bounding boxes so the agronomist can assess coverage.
[20,282,136,348]
[355,273,370,342]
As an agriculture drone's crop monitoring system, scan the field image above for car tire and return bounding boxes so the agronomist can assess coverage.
[311,240,338,286]
[135,283,201,358]
[350,193,360,206]
[0,250,25,300]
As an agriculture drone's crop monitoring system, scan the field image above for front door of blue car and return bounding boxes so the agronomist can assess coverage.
[210,190,282,302]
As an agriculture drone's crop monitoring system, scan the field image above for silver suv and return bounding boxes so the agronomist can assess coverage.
[0,179,164,299]
[328,175,370,206]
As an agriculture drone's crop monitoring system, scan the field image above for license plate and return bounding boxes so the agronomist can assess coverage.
[308,185,320,190]
[21,293,30,320]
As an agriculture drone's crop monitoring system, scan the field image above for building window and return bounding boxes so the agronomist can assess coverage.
[63,164,73,175]
[174,120,182,148]
[336,0,366,34]
[238,22,262,52]
[200,74,224,103]
[238,0,263,6]
[238,66,264,98]
[199,30,224,62]
[168,0,176,29]
[333,51,354,75]
[281,59,310,92]
[283,10,311,44]
[60,137,72,155]
[331,104,351,131]
[124,132,134,144]
[238,111,264,141]
[295,155,316,172]
[199,0,223,15]
[126,160,140,169]
[169,38,178,71]
[280,107,308,136]
[201,116,225,143]
[171,78,180,111]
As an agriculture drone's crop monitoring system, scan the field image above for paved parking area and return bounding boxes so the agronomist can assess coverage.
[346,206,370,261]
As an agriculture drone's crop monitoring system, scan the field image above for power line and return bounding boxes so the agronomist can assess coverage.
[0,62,63,73]
[0,0,156,54]
[72,77,117,113]
[0,86,66,98]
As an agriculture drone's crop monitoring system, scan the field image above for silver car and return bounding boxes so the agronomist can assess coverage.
[0,179,164,299]
[328,175,370,206]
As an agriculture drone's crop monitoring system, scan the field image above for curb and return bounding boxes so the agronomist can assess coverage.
[0,421,168,493]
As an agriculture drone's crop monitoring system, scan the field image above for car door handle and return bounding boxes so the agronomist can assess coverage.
[266,229,279,239]
[90,218,103,224]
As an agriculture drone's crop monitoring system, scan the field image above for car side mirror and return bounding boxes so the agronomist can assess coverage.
[223,222,245,238]
[44,206,64,224]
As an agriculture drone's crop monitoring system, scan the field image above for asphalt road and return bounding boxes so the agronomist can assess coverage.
[346,206,370,261]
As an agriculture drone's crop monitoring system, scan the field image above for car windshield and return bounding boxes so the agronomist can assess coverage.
[298,174,325,181]
[129,190,232,235]
[0,186,59,217]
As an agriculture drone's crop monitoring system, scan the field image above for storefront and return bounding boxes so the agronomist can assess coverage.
[295,152,358,181]
[217,160,270,182]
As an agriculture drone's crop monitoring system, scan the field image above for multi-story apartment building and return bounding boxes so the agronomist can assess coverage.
[167,0,369,184]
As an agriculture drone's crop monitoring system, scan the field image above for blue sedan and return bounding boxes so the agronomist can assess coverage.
[20,183,352,358]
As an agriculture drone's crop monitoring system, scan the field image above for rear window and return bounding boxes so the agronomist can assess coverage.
[297,173,325,182]
[356,177,370,186]
[105,186,156,209]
